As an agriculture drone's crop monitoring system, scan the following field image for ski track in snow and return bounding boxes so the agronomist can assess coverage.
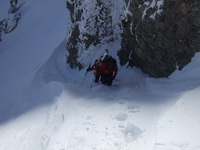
[36,89,159,150]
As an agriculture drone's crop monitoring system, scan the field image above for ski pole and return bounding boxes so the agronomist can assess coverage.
[81,64,91,85]
[81,71,88,85]
[90,79,94,91]
[90,73,95,91]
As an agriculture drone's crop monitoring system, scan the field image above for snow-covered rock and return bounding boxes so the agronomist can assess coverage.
[66,0,200,78]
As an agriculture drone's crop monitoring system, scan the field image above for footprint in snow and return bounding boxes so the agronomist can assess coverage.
[114,113,128,121]
[127,105,140,113]
[123,123,143,142]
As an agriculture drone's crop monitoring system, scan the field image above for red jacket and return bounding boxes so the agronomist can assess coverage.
[88,59,118,78]
[98,62,118,77]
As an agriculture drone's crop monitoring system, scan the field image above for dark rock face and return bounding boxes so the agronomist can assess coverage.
[119,0,200,77]
[66,0,200,78]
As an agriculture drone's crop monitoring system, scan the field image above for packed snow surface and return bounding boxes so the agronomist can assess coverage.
[0,0,200,150]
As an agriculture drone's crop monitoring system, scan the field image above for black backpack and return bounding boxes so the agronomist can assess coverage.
[107,56,117,68]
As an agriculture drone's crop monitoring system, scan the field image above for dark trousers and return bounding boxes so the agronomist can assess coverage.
[101,73,113,86]
[94,73,100,83]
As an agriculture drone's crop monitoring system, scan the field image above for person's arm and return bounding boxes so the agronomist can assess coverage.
[87,65,96,71]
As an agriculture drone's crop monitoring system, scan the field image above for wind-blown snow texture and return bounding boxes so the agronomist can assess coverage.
[0,0,200,150]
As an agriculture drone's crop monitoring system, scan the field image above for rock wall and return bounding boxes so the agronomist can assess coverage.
[0,0,23,42]
[119,0,200,77]
[66,0,123,69]
[66,0,200,78]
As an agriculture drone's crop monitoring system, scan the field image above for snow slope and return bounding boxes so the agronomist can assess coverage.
[0,0,200,150]
[0,0,68,123]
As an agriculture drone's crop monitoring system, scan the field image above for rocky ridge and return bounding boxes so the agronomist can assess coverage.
[65,0,200,78]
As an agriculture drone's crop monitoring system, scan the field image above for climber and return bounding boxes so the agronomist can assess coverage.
[99,55,118,86]
[87,52,118,86]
